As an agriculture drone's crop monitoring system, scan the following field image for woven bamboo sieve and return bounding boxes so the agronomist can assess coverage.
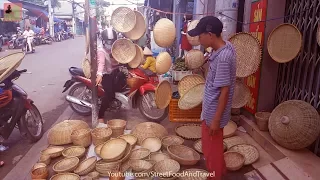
[223,120,238,138]
[223,136,246,150]
[100,138,127,161]
[167,145,200,165]
[229,32,262,78]
[131,122,168,145]
[62,146,86,158]
[232,79,250,108]
[178,83,205,110]
[154,159,180,178]
[224,151,245,171]
[111,7,136,33]
[156,52,172,75]
[53,157,80,173]
[255,112,271,131]
[124,11,146,40]
[50,173,80,180]
[141,137,162,152]
[268,100,320,150]
[187,20,201,46]
[91,127,112,146]
[107,119,127,138]
[153,18,176,48]
[111,38,136,64]
[267,23,302,63]
[161,135,184,149]
[82,57,91,79]
[41,146,65,158]
[87,171,100,180]
[178,74,205,97]
[0,52,25,83]
[128,45,144,68]
[71,128,92,147]
[155,80,172,109]
[185,49,205,70]
[229,144,259,165]
[317,24,320,46]
[130,148,151,160]
[175,124,201,140]
[118,134,138,146]
[74,156,97,176]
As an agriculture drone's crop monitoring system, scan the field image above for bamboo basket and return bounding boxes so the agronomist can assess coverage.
[255,112,271,131]
[91,127,112,146]
[71,128,92,147]
[107,119,127,138]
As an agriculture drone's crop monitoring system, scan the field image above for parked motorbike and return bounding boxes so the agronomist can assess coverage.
[63,67,168,123]
[0,69,44,142]
[55,32,62,42]
[33,33,41,46]
[22,36,35,53]
[8,34,24,49]
[68,31,75,39]
[40,35,52,45]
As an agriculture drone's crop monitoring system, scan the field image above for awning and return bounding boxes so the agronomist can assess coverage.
[26,7,62,22]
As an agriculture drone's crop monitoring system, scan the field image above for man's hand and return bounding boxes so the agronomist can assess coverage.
[209,120,220,136]
[96,75,102,86]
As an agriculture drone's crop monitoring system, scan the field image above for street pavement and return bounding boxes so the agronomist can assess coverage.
[0,37,85,177]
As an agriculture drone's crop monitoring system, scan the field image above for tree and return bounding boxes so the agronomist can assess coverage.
[95,0,109,26]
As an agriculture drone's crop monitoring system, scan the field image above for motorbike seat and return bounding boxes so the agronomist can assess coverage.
[69,67,85,77]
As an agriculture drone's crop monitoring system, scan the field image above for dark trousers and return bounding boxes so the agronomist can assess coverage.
[98,74,115,118]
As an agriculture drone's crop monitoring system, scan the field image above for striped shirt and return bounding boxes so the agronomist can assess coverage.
[201,41,236,128]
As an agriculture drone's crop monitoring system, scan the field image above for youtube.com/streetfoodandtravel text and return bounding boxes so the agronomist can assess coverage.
[107,171,216,178]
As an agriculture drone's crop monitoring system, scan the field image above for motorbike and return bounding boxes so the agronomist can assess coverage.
[22,36,35,53]
[55,32,62,42]
[0,69,44,143]
[8,34,24,49]
[68,31,75,39]
[33,33,41,46]
[63,67,168,123]
[39,35,52,45]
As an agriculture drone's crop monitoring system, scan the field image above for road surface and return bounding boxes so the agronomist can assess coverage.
[0,37,85,177]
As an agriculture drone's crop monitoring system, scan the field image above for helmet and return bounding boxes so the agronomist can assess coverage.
[0,90,12,108]
[100,28,117,46]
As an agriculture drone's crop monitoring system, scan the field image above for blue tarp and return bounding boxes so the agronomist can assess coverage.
[27,7,62,22]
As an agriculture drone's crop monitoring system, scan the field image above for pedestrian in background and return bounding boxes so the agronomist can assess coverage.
[188,16,237,180]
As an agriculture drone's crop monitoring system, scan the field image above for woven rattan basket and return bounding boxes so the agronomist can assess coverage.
[118,143,132,163]
[255,112,271,131]
[91,127,112,146]
[74,156,97,176]
[96,160,121,174]
[187,20,200,46]
[224,151,245,171]
[149,152,170,162]
[185,50,205,70]
[111,38,136,64]
[71,128,92,147]
[223,136,246,150]
[267,23,302,63]
[118,134,138,146]
[229,144,259,165]
[232,79,250,108]
[124,11,146,40]
[32,163,46,171]
[111,7,136,33]
[161,135,184,149]
[229,32,262,77]
[223,120,238,138]
[269,100,320,150]
[154,159,180,178]
[87,171,100,180]
[40,146,65,158]
[178,83,205,110]
[129,159,153,172]
[155,80,172,109]
[178,74,205,97]
[94,142,105,157]
[53,157,80,173]
[153,18,176,48]
[82,57,91,79]
[107,119,127,138]
[38,154,51,165]
[0,52,25,83]
[31,166,48,179]
[175,124,201,140]
[62,146,86,158]
[130,148,151,160]
[50,173,80,180]
[141,137,162,152]
[167,145,200,165]
[317,24,320,46]
[100,138,128,161]
[48,120,89,145]
[128,45,143,68]
[131,122,168,145]
[156,52,172,75]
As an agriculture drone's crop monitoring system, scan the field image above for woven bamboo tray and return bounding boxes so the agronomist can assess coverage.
[124,11,146,40]
[141,137,162,152]
[223,136,246,150]
[178,83,205,110]
[111,7,136,33]
[129,159,153,172]
[111,38,136,64]
[38,154,51,165]
[178,74,205,97]
[161,135,184,149]
[31,166,48,179]
[53,157,80,173]
[74,156,97,176]
[229,144,259,165]
[175,124,201,140]
[223,120,238,138]
[0,52,25,83]
[232,79,251,108]
[100,138,127,161]
[95,160,121,175]
[149,152,171,162]
[131,122,168,145]
[62,146,86,158]
[169,99,202,123]
[155,80,172,109]
[130,148,151,160]
[167,145,200,165]
[50,173,80,180]
[224,151,245,171]
[154,159,180,178]
[41,146,65,158]
[118,134,138,146]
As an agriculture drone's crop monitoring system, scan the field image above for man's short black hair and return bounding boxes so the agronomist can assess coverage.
[188,16,223,37]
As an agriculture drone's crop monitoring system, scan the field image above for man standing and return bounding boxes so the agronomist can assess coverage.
[188,16,236,180]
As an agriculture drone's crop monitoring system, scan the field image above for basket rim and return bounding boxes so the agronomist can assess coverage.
[74,156,97,174]
[167,144,201,162]
[223,151,245,168]
[50,173,80,180]
[228,144,260,165]
[62,146,86,157]
[41,146,65,155]
[178,82,205,110]
[175,123,202,140]
[52,156,80,173]
[161,135,184,145]
[130,148,151,160]
[100,138,128,160]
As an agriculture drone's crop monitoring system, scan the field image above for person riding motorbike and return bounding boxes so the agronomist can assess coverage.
[22,26,34,52]
[139,47,156,76]
[95,28,126,125]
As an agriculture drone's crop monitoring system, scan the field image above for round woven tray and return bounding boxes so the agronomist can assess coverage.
[100,138,128,161]
[167,145,200,166]
[131,122,168,145]
[178,74,205,97]
[317,24,320,46]
[161,135,184,149]
[87,171,100,180]
[229,32,262,77]
[141,137,162,152]
[130,148,151,160]
[185,49,205,70]
[41,146,65,158]
[111,38,136,64]
[187,20,200,46]
[267,23,302,63]
[50,173,80,180]
[178,83,205,110]
[74,156,97,176]
[119,134,138,146]
[53,157,80,173]
[175,124,201,140]
[149,152,170,162]
[82,57,91,79]
[223,136,246,150]
[111,7,136,33]
[38,154,51,165]
[62,146,86,158]
[154,159,180,178]
[269,100,320,150]
[178,169,209,180]
[232,79,250,108]
[0,52,25,83]
[155,80,172,109]
[156,52,172,75]
[153,18,176,48]
[223,120,238,138]
[95,160,121,175]
[128,45,143,68]
[224,151,245,171]
[124,11,146,40]
[229,144,259,165]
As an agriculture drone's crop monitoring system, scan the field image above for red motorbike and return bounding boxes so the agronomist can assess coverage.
[63,66,168,123]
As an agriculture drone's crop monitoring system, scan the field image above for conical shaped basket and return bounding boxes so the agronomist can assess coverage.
[153,18,176,48]
[156,52,172,75]
[185,49,205,70]
[111,7,136,33]
[187,20,200,46]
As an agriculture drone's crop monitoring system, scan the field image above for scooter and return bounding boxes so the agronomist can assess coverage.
[8,34,24,49]
[22,36,35,53]
[63,67,168,123]
[0,69,44,143]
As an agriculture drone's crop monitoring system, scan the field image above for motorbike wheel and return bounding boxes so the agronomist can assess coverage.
[21,104,44,142]
[138,91,168,123]
[68,83,92,116]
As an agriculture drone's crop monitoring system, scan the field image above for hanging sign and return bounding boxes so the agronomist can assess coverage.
[243,0,267,114]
